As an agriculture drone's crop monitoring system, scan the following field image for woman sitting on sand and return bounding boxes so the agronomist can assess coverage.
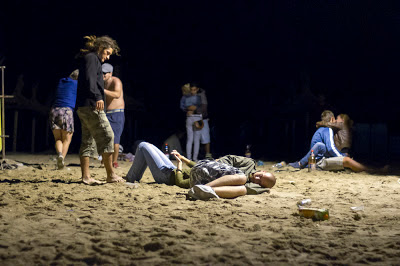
[125,142,276,200]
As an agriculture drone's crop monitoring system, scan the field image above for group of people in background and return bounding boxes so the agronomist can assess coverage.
[49,35,124,184]
[47,34,386,202]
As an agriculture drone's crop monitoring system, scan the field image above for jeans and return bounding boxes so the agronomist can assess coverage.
[299,142,327,167]
[126,142,176,184]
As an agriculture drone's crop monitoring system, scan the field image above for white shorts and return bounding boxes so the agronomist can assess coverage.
[200,119,210,144]
[317,157,344,171]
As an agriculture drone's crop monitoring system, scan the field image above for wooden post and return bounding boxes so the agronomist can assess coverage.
[13,110,18,152]
[1,66,6,160]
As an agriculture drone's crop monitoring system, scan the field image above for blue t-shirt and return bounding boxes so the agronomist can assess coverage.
[53,77,78,110]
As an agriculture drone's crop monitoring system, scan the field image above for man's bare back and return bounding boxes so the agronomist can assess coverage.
[104,76,124,110]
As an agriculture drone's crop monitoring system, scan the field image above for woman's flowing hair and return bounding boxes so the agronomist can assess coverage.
[339,114,353,129]
[79,35,120,56]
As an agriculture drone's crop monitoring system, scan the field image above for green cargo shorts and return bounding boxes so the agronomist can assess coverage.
[77,106,114,157]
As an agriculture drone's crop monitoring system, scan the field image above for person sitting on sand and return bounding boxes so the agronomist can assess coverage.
[125,142,276,198]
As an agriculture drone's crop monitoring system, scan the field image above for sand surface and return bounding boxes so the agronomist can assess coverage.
[0,153,399,265]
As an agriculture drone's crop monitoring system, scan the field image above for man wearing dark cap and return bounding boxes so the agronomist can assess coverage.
[102,63,125,168]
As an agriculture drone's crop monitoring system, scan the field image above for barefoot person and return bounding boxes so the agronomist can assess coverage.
[102,63,125,168]
[49,70,78,169]
[76,35,124,184]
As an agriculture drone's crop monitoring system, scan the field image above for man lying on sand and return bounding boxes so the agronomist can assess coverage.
[126,142,276,199]
[186,155,276,200]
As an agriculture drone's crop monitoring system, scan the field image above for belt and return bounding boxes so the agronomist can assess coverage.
[106,109,124,114]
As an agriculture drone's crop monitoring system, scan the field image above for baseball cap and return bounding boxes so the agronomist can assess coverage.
[102,63,113,73]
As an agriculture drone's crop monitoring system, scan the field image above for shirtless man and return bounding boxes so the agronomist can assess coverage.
[102,63,125,168]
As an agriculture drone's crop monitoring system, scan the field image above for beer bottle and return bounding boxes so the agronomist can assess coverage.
[308,149,316,172]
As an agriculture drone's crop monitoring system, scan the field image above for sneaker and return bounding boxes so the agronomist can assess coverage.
[57,155,64,170]
[192,185,219,200]
[113,162,120,168]
[187,187,197,200]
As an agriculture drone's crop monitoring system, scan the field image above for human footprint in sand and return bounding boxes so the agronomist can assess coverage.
[75,35,125,185]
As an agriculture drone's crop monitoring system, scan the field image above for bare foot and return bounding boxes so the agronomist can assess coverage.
[82,177,104,185]
[106,173,125,183]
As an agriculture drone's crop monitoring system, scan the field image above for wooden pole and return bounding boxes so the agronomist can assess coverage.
[1,66,5,159]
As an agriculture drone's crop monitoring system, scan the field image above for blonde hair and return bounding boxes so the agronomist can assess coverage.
[80,35,120,56]
[181,83,191,95]
[69,69,79,80]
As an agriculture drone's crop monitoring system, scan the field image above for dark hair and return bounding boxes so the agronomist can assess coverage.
[80,35,120,56]
[339,114,354,129]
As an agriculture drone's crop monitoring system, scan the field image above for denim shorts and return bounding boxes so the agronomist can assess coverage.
[106,111,125,144]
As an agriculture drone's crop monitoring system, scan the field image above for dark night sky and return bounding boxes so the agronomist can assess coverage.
[1,1,400,158]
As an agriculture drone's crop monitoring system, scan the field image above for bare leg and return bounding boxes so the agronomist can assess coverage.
[80,156,103,185]
[213,186,247,198]
[343,157,368,172]
[52,129,62,155]
[112,143,119,164]
[206,174,247,188]
[61,130,73,159]
[204,143,210,154]
[103,152,125,183]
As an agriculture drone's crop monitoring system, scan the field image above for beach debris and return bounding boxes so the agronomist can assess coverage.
[1,159,24,170]
[124,153,135,162]
[272,161,286,168]
[125,182,139,188]
[297,198,312,207]
[289,181,295,185]
[298,207,329,221]
[257,160,264,166]
[350,206,365,211]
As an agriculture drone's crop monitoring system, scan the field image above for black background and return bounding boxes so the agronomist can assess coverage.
[1,0,400,161]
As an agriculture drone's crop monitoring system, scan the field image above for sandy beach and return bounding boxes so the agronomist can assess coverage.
[0,153,399,265]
